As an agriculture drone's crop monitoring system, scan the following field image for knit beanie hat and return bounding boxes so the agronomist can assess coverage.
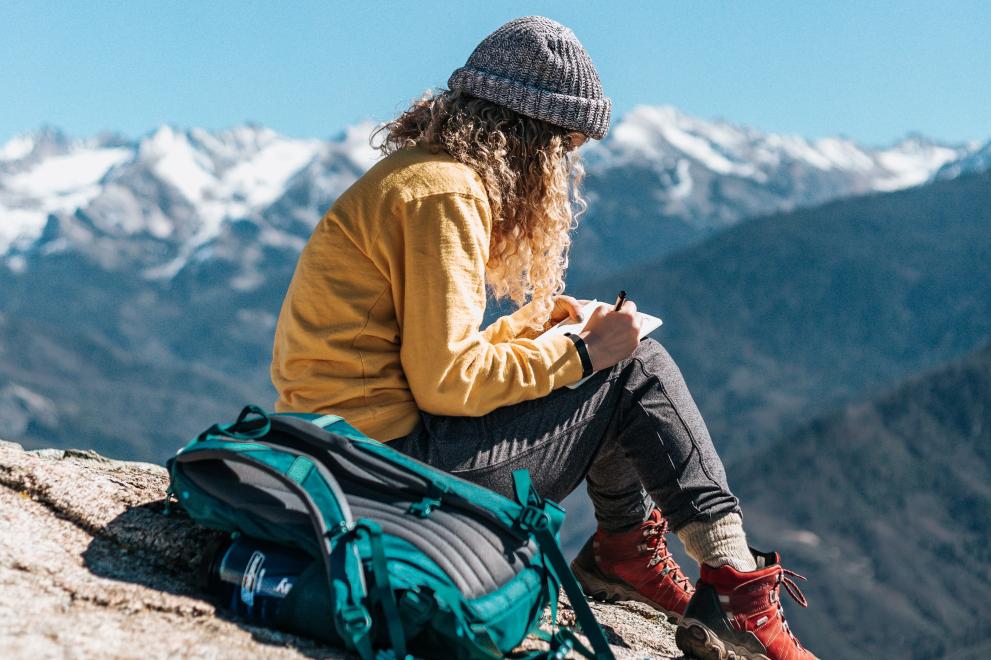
[448,16,612,140]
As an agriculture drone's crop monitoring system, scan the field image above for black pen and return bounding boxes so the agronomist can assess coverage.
[613,290,627,311]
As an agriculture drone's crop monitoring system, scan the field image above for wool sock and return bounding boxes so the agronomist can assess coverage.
[677,512,757,572]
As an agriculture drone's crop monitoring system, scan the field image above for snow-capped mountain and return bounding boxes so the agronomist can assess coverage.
[595,106,965,192]
[0,107,985,285]
[934,138,991,180]
[579,106,970,235]
[0,121,378,276]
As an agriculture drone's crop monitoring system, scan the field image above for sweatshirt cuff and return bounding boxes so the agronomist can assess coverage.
[534,332,587,387]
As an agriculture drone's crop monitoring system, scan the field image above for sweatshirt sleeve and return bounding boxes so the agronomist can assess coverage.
[397,192,584,417]
[479,300,545,344]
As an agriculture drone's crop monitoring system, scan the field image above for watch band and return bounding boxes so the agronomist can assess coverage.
[564,332,594,378]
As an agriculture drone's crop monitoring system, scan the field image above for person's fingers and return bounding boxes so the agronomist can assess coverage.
[586,304,609,328]
[614,299,640,339]
[563,296,584,321]
[553,296,582,321]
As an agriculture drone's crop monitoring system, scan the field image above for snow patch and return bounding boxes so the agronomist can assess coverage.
[0,134,36,161]
[0,145,133,252]
[218,138,322,209]
[661,122,756,178]
[767,133,834,170]
[670,159,693,199]
[5,254,26,273]
[5,147,131,196]
[610,106,763,180]
[812,138,875,172]
[0,206,50,254]
[873,143,959,191]
[935,140,991,179]
[134,124,325,276]
[139,126,216,204]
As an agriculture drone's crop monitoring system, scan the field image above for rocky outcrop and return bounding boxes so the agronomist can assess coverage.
[0,441,681,659]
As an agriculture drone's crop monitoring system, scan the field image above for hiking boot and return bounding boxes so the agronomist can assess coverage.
[675,548,818,659]
[570,509,693,621]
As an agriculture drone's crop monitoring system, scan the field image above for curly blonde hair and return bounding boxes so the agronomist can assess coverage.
[371,89,587,331]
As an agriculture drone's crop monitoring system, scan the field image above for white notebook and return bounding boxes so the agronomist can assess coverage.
[541,299,663,389]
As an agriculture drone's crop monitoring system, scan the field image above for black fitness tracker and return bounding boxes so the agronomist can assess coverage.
[564,332,594,378]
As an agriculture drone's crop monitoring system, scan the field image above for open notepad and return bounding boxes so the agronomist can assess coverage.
[540,299,663,389]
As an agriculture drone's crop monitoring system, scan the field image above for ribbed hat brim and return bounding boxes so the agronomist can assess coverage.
[449,66,611,140]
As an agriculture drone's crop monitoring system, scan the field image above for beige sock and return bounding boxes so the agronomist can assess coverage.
[677,512,757,572]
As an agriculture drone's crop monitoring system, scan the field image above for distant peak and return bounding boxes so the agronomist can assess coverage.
[138,124,192,158]
[620,104,690,128]
[885,132,961,152]
[0,125,73,161]
[30,124,71,146]
[210,123,282,147]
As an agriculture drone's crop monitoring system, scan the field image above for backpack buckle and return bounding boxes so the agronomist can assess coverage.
[517,505,550,532]
[336,603,372,638]
[407,482,448,518]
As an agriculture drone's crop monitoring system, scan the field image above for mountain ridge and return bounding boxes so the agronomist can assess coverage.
[732,340,991,659]
[3,106,985,286]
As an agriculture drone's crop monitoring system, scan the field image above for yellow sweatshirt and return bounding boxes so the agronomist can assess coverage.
[271,143,584,441]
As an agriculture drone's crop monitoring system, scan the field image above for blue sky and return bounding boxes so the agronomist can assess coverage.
[2,1,988,147]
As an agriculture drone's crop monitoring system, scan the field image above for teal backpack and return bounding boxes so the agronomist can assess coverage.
[165,405,616,659]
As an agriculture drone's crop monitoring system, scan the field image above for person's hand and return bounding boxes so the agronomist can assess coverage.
[547,295,585,326]
[578,299,641,372]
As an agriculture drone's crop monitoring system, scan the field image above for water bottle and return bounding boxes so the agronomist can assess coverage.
[202,535,314,626]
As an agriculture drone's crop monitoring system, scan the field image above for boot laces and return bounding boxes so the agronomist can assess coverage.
[772,568,809,647]
[640,516,692,592]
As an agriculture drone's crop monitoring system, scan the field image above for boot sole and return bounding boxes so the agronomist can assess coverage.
[675,618,772,660]
[570,558,682,624]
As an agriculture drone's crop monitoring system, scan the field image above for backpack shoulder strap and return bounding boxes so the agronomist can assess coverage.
[512,469,615,660]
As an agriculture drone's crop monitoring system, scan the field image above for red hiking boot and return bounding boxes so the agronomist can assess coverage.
[675,548,818,659]
[570,509,693,621]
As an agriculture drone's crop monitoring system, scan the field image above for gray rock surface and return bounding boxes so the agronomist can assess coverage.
[0,440,681,659]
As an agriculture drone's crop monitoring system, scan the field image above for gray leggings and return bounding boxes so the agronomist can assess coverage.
[389,338,740,532]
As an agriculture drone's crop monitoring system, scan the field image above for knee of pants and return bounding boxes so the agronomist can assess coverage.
[629,337,678,371]
[613,337,691,395]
